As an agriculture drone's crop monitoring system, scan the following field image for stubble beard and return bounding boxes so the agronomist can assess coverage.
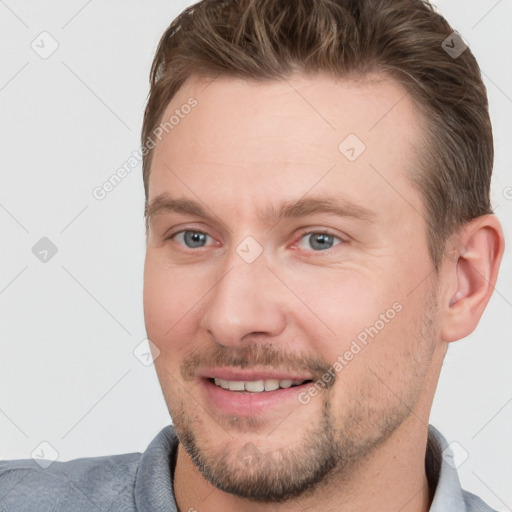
[166,283,439,504]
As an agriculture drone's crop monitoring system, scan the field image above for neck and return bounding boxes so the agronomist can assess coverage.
[173,417,433,512]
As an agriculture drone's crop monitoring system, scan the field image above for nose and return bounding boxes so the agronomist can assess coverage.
[199,247,287,347]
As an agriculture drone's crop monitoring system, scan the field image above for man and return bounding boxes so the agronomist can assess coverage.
[0,0,505,511]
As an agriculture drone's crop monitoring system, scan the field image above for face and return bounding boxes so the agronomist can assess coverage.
[143,73,443,502]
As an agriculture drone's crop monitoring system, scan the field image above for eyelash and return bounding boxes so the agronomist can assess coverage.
[167,228,344,253]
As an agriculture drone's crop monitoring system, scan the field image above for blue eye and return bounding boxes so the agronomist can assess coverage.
[172,230,212,249]
[297,231,342,251]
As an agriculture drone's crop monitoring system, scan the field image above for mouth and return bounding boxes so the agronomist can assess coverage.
[197,370,316,417]
[209,377,312,392]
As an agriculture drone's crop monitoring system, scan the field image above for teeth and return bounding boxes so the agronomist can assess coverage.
[245,380,265,392]
[213,378,307,392]
[264,379,280,391]
[226,380,244,391]
[214,378,230,389]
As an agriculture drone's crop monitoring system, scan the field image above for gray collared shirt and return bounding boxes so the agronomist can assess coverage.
[0,424,497,511]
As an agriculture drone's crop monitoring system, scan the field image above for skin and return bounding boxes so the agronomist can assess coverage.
[143,73,504,512]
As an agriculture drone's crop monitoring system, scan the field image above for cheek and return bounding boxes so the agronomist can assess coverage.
[282,267,389,356]
[287,262,427,378]
[143,252,205,350]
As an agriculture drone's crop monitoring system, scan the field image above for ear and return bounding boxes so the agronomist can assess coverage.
[440,215,505,342]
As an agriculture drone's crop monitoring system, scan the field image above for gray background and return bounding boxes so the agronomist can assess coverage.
[1,0,510,509]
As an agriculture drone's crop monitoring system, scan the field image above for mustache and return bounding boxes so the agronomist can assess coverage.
[180,341,334,385]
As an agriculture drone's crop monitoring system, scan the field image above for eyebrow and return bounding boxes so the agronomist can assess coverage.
[145,193,376,229]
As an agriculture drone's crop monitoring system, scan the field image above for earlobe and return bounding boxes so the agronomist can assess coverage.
[440,215,505,343]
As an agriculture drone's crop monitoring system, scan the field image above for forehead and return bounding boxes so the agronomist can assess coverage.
[148,72,426,228]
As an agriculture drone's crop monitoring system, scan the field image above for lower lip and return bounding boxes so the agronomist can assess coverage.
[201,378,312,416]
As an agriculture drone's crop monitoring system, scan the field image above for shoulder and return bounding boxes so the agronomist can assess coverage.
[0,451,141,512]
[427,425,499,512]
[462,489,500,512]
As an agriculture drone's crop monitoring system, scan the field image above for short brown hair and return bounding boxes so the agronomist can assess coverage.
[141,0,493,268]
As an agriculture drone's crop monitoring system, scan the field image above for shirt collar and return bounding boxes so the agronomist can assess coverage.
[134,425,178,512]
[427,424,468,511]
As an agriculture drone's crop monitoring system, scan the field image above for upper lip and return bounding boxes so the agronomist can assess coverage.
[196,367,314,382]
